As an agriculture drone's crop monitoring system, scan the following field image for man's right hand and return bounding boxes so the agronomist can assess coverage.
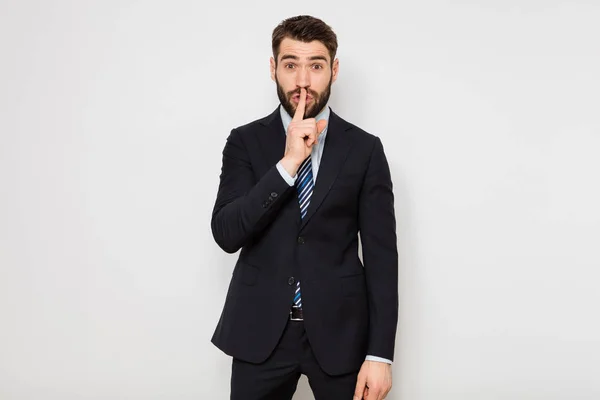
[280,88,328,177]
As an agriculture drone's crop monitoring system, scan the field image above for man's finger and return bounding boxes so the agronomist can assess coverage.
[292,88,307,122]
[307,129,322,147]
[353,376,367,400]
[316,119,327,133]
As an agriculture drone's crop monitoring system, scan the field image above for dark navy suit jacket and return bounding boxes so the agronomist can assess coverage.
[211,106,398,376]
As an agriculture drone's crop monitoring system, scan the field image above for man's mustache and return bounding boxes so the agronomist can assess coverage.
[288,88,318,98]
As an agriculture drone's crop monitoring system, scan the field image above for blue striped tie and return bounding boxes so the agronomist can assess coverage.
[294,156,313,308]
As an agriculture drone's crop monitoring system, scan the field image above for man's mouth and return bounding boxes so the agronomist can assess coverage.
[292,94,314,103]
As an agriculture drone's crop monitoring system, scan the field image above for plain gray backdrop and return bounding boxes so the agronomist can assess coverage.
[1,0,599,399]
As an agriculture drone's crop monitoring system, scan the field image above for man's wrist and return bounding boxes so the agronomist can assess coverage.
[279,156,303,177]
[276,161,296,186]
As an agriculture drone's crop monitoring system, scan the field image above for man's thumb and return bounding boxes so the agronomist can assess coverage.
[317,119,328,133]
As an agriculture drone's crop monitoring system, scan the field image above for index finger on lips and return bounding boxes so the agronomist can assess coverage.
[292,88,306,122]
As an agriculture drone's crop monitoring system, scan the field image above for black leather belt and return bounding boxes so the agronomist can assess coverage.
[290,306,303,321]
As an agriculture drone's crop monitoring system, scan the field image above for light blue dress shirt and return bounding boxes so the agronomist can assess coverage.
[275,104,393,365]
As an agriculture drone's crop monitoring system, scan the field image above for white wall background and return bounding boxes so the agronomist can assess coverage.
[1,0,599,399]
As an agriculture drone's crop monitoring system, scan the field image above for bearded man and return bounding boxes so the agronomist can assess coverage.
[211,15,398,400]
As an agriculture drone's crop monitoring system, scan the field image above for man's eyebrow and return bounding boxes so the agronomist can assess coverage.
[279,54,329,62]
[280,54,299,61]
[308,55,328,62]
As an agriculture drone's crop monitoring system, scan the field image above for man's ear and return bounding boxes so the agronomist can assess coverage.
[270,57,276,82]
[332,58,339,83]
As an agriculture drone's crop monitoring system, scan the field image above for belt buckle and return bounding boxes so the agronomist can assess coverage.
[290,306,303,321]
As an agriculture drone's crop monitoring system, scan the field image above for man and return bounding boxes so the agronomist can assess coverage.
[211,15,398,400]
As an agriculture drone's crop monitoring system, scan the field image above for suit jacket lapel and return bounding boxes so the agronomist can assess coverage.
[300,110,354,230]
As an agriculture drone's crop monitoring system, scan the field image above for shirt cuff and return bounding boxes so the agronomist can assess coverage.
[365,355,393,364]
[276,161,297,186]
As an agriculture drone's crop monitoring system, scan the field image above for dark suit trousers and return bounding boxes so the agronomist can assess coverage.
[231,319,359,400]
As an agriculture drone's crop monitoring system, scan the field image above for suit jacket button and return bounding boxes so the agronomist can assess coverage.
[271,192,278,198]
[297,237,305,244]
[262,201,269,208]
[288,277,295,285]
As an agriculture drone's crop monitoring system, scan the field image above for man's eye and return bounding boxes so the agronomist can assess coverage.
[313,64,323,69]
[285,64,295,69]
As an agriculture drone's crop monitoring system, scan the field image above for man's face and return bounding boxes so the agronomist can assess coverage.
[270,38,339,119]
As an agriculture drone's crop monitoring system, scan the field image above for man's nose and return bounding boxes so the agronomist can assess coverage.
[295,67,310,88]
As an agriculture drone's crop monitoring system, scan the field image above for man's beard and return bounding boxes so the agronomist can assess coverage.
[276,74,332,119]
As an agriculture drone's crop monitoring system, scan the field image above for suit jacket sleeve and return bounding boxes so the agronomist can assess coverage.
[359,137,399,361]
[211,128,295,253]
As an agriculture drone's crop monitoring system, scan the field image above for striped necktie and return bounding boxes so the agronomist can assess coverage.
[294,156,313,308]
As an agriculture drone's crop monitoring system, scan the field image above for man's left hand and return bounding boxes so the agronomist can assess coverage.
[353,360,392,400]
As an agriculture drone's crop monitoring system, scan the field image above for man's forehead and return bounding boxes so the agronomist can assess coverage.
[278,38,330,61]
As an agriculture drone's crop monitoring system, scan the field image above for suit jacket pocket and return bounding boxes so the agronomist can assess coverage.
[340,272,366,297]
[232,261,259,286]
